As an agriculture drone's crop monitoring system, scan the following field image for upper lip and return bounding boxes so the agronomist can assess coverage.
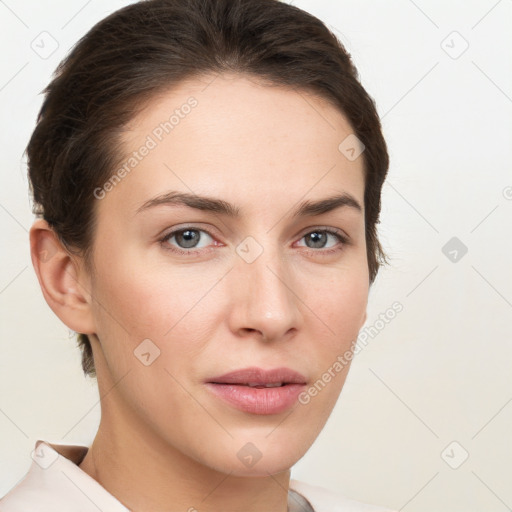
[206,366,307,385]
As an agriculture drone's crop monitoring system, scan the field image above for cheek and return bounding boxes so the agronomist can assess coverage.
[89,261,198,412]
[91,232,175,335]
[306,263,368,342]
[332,278,367,332]
[94,270,164,338]
[301,271,367,403]
[90,243,217,370]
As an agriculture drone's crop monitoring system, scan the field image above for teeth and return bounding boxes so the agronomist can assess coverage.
[247,382,283,388]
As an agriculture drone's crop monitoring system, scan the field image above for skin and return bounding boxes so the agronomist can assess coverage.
[30,73,369,512]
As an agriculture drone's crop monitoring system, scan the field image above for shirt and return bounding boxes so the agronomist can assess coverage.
[0,440,397,512]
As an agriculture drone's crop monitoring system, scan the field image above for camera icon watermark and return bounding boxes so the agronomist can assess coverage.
[31,443,58,469]
[442,236,468,263]
[39,243,58,263]
[237,442,262,468]
[441,31,469,60]
[236,236,264,264]
[30,31,59,60]
[441,441,469,469]
[338,134,365,161]
[134,338,161,366]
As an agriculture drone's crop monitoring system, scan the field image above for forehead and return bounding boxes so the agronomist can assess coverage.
[100,72,365,218]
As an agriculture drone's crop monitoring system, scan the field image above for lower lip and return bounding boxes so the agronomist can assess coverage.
[204,383,306,415]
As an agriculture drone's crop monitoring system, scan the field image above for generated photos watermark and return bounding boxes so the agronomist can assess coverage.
[93,96,198,200]
[298,300,403,405]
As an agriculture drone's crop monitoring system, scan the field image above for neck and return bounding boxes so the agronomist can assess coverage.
[78,398,292,512]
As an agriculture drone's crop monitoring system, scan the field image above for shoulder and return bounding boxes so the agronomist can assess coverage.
[289,478,398,512]
[0,440,128,512]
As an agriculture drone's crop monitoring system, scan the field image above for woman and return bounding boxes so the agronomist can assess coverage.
[0,0,394,510]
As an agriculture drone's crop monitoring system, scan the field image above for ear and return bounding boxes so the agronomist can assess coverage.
[29,219,96,336]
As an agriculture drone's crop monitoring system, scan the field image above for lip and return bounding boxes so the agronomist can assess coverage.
[206,366,307,386]
[204,366,307,415]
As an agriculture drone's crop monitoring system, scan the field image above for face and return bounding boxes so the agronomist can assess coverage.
[85,73,368,476]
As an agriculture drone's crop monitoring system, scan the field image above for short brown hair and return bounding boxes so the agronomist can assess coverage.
[26,0,389,378]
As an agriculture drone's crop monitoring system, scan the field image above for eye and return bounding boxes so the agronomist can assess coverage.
[159,227,217,255]
[296,228,349,255]
[158,226,349,256]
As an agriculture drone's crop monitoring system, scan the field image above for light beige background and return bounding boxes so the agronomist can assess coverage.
[1,1,511,510]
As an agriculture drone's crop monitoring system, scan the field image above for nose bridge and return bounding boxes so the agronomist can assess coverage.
[230,233,301,340]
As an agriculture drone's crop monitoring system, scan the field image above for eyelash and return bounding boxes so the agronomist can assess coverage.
[158,226,350,257]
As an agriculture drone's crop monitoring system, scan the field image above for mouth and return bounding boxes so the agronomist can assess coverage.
[206,366,307,386]
[204,367,307,415]
[208,382,292,388]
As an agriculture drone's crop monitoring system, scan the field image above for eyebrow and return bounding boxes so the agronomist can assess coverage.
[135,190,362,218]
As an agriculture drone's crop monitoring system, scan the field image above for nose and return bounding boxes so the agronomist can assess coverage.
[227,239,303,342]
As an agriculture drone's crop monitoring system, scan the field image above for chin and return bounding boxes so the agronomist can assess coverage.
[215,459,294,478]
[200,436,304,477]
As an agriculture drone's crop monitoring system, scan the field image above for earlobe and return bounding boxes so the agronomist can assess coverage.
[29,219,96,336]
